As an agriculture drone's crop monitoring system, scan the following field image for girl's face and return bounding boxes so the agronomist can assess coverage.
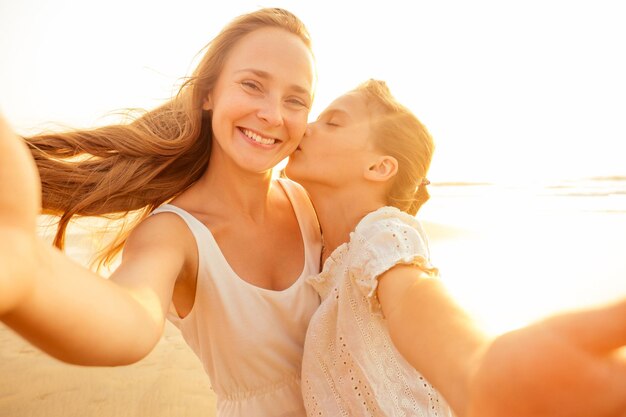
[205,27,315,173]
[286,91,379,187]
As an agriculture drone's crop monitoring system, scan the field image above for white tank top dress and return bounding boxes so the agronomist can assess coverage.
[151,178,322,417]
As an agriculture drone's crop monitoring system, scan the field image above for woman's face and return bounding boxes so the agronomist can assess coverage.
[286,91,379,187]
[205,27,315,173]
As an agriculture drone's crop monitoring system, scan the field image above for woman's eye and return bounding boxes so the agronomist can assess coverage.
[240,80,261,91]
[287,97,309,108]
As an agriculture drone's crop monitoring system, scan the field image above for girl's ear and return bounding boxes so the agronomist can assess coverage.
[202,94,213,111]
[364,155,398,182]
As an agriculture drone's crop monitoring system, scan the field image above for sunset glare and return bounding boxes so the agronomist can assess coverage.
[1,0,625,184]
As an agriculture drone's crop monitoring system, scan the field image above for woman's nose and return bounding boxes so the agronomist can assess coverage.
[257,97,283,127]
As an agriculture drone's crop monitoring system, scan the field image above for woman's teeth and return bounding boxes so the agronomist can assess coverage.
[243,129,276,145]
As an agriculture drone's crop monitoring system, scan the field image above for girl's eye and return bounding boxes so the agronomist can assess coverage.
[326,119,340,127]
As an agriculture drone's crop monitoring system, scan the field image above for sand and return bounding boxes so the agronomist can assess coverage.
[0,322,214,417]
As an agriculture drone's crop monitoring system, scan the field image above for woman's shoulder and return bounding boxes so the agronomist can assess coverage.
[130,206,198,250]
[121,208,197,272]
[275,177,318,222]
[276,176,309,198]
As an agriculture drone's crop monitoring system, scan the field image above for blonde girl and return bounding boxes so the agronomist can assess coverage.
[285,80,626,417]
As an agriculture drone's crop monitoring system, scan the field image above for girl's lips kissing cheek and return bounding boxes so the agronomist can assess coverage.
[239,127,280,146]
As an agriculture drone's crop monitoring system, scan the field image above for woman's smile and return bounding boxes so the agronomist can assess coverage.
[239,127,281,146]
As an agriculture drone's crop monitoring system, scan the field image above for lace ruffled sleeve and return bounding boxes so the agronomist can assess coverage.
[348,207,437,314]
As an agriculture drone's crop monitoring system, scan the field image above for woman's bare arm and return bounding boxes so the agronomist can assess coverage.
[0,113,192,366]
[0,113,40,315]
[2,216,190,366]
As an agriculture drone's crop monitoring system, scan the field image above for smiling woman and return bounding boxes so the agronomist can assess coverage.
[201,26,314,173]
[0,7,323,417]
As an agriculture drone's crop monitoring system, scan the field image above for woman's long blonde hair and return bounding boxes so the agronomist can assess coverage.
[355,79,434,216]
[27,8,312,269]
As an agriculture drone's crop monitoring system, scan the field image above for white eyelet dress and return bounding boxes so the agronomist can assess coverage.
[151,178,322,417]
[302,206,454,417]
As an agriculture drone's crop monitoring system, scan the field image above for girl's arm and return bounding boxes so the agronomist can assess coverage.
[467,299,626,417]
[0,113,192,366]
[377,265,626,417]
[377,266,486,414]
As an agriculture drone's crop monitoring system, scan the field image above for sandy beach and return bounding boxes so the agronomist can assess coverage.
[2,183,625,417]
[0,322,215,417]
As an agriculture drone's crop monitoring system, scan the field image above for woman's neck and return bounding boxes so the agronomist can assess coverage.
[179,153,277,221]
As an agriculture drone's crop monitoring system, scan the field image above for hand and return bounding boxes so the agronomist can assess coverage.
[467,300,626,417]
[0,113,41,315]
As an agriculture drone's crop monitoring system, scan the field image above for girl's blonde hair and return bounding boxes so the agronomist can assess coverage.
[27,8,312,269]
[354,79,434,215]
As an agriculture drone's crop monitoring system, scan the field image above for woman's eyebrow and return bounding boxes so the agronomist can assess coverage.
[234,68,312,97]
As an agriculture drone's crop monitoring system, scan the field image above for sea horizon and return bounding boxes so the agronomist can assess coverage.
[421,175,626,335]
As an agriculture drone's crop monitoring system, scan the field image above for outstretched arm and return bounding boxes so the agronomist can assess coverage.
[377,266,487,414]
[0,114,191,366]
[378,265,626,417]
[467,298,626,417]
[0,113,40,315]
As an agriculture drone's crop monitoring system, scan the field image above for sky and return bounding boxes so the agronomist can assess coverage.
[1,0,625,183]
